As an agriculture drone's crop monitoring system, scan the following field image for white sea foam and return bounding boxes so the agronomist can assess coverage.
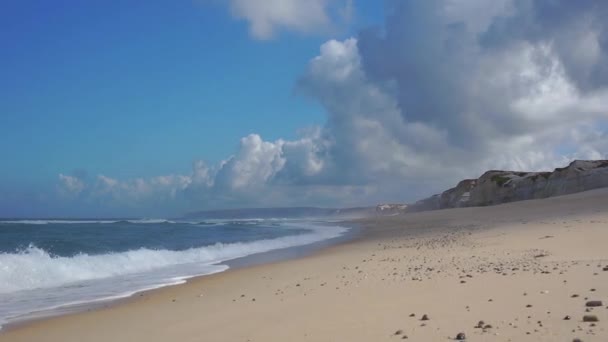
[0,220,118,225]
[0,219,180,225]
[0,222,348,328]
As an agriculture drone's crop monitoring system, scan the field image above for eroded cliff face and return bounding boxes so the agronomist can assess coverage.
[409,160,608,212]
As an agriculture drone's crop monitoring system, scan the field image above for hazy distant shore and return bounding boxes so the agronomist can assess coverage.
[2,189,608,341]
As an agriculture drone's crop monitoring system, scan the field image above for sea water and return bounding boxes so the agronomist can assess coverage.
[0,218,349,328]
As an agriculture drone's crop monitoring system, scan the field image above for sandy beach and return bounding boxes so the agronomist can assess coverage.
[2,188,608,341]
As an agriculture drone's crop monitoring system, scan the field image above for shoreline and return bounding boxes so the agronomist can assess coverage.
[2,189,608,341]
[0,221,362,332]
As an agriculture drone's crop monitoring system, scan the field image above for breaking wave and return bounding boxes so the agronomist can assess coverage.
[0,222,349,328]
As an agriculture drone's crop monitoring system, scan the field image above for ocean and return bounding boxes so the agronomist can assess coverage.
[0,218,350,328]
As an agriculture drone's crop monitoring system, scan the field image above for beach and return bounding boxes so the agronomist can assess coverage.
[2,188,608,341]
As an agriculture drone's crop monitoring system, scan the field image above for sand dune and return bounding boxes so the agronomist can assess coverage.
[2,188,608,341]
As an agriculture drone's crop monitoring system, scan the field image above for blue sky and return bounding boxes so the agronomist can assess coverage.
[0,0,385,217]
[1,1,606,217]
[0,1,379,190]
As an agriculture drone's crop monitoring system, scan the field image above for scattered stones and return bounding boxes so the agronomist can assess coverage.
[455,332,466,340]
[582,315,598,322]
[586,301,603,307]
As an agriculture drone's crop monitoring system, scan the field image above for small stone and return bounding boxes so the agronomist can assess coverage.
[395,330,403,335]
[564,315,571,320]
[476,320,485,328]
[421,314,430,321]
[483,324,493,329]
[526,304,533,308]
[409,313,415,317]
[571,294,579,298]
[586,301,603,307]
[582,315,598,322]
[401,335,408,339]
[573,339,583,342]
[455,332,466,340]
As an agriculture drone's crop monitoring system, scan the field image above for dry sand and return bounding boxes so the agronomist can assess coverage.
[2,188,608,341]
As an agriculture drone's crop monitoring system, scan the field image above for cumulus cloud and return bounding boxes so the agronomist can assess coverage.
[226,0,353,39]
[58,174,85,197]
[58,0,608,215]
[215,134,286,189]
[354,0,608,171]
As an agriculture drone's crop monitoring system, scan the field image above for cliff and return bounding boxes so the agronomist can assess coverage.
[408,160,608,211]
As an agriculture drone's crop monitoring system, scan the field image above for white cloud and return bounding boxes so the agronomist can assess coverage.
[57,0,608,215]
[58,174,85,197]
[227,0,352,39]
[215,134,286,189]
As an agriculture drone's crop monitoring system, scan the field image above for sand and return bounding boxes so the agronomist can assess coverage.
[2,188,608,341]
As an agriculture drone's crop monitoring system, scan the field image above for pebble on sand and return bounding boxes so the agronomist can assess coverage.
[455,332,466,340]
[421,314,430,321]
[586,301,603,307]
[582,315,599,322]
